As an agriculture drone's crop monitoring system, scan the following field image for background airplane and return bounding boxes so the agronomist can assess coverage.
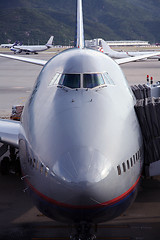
[10,36,54,54]
[1,43,14,48]
[1,41,22,48]
[0,0,160,239]
[101,39,160,60]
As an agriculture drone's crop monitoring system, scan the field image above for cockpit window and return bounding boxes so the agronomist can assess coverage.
[59,74,80,89]
[49,72,115,89]
[103,72,115,85]
[49,73,61,86]
[83,74,105,88]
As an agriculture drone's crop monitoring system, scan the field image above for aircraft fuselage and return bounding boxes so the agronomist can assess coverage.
[19,48,143,223]
[11,45,49,54]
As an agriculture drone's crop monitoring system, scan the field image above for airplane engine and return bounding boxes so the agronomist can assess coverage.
[10,47,22,54]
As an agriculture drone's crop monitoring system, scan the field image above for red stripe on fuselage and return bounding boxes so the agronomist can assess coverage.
[25,176,140,209]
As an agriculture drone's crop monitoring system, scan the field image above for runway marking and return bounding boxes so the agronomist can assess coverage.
[12,87,26,89]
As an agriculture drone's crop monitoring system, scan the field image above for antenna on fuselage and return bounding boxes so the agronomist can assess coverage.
[75,0,85,49]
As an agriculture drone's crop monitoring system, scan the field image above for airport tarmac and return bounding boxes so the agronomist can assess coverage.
[0,51,160,239]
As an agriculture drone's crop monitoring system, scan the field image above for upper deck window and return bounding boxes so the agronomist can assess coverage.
[83,74,105,88]
[59,74,80,89]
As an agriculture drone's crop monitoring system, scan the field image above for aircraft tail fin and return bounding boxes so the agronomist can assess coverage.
[75,0,85,49]
[46,36,54,47]
[13,41,23,47]
[101,39,116,54]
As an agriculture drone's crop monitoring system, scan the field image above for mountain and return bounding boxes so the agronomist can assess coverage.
[0,0,160,45]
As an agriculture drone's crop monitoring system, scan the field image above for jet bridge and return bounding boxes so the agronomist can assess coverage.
[131,82,160,177]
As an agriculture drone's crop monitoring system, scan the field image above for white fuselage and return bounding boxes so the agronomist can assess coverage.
[106,50,160,59]
[11,45,49,54]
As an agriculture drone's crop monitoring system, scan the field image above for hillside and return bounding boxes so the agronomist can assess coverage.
[0,0,160,45]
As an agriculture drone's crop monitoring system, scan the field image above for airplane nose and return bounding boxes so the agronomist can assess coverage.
[52,146,111,184]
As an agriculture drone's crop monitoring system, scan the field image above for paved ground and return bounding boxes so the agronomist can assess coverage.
[0,51,160,239]
[122,59,160,86]
[0,51,53,117]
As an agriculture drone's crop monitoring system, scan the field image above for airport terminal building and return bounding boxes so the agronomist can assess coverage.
[85,39,150,48]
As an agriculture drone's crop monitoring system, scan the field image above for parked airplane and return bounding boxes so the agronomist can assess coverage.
[1,41,22,48]
[0,0,160,239]
[101,39,160,60]
[10,36,54,54]
[1,43,14,48]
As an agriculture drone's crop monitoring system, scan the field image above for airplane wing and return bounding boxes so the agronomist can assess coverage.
[0,119,21,148]
[0,53,47,66]
[1,50,160,67]
[115,51,160,65]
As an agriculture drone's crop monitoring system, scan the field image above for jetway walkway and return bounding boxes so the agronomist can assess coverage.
[131,82,160,176]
